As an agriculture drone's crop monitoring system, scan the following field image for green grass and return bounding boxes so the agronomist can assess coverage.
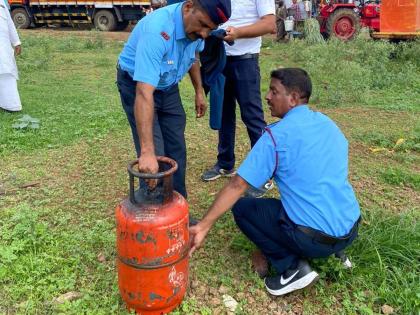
[0,33,123,155]
[380,167,420,190]
[0,31,419,314]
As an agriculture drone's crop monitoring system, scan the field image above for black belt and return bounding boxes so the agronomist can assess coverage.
[296,217,361,245]
[226,53,259,61]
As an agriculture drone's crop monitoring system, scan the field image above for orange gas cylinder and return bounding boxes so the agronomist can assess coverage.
[116,157,189,315]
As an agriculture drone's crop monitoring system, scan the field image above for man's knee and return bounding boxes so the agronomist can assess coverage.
[231,197,252,219]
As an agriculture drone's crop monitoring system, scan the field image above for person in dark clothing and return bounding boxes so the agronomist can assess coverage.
[201,0,276,198]
[117,0,231,223]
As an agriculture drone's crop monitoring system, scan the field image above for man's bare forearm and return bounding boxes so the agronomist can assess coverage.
[188,61,204,93]
[235,14,276,38]
[135,83,156,155]
[200,175,249,229]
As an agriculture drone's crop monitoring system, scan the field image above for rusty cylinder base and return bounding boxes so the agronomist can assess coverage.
[118,258,188,315]
[116,191,189,315]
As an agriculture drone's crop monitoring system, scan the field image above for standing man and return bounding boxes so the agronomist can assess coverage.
[275,0,287,41]
[0,0,22,112]
[190,68,360,296]
[117,0,231,201]
[201,0,276,197]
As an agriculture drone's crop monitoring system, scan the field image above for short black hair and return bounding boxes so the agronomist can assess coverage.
[270,68,312,102]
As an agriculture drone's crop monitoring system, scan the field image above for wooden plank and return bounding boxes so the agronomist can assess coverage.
[371,32,420,39]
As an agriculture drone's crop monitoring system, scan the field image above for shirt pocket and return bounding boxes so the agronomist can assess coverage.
[160,60,177,86]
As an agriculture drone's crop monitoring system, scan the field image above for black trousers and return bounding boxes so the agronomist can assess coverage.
[217,56,266,171]
[116,67,187,198]
[232,197,358,274]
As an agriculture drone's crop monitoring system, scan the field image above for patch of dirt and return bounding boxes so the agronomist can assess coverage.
[187,277,334,315]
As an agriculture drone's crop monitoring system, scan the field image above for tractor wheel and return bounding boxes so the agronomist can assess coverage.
[11,8,31,29]
[94,10,117,31]
[326,8,360,41]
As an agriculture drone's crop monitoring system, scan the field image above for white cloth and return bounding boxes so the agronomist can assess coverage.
[221,0,275,56]
[0,4,21,79]
[0,73,22,111]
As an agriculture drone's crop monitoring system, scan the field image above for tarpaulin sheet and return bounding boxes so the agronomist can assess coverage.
[380,0,420,32]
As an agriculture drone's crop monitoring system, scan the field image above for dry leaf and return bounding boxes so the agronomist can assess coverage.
[369,147,388,153]
[394,138,405,147]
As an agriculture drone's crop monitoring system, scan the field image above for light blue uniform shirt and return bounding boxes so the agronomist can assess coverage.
[118,3,204,90]
[237,105,360,237]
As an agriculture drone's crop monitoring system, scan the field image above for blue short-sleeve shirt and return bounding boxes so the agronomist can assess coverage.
[118,3,204,90]
[237,105,360,237]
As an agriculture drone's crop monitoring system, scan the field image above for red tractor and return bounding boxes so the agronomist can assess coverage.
[318,0,380,40]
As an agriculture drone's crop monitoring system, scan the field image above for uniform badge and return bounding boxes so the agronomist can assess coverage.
[167,60,174,65]
[160,32,170,41]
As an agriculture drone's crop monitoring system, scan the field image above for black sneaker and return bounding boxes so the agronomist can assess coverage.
[264,260,319,296]
[201,165,236,181]
[244,180,275,198]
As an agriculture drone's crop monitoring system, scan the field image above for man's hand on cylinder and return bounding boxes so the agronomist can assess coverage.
[138,152,159,189]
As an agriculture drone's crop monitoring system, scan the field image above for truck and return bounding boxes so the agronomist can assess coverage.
[8,0,162,31]
[371,0,420,40]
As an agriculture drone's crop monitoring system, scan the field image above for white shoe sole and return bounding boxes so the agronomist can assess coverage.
[265,271,319,296]
[202,171,236,182]
[202,174,221,181]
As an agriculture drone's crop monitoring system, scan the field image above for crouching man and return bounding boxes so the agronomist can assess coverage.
[189,68,361,296]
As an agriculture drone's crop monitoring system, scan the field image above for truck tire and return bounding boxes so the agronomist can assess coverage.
[11,8,31,29]
[116,21,129,31]
[94,10,117,31]
[326,8,360,40]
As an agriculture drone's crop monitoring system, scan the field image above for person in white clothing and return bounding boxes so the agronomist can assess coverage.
[0,1,22,112]
[201,0,276,198]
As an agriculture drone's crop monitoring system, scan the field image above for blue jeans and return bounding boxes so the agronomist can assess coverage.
[217,56,266,171]
[117,67,187,198]
[232,198,358,274]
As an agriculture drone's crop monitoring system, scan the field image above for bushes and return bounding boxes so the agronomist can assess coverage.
[262,37,420,110]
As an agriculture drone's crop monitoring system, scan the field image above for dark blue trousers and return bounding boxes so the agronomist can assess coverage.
[232,198,358,274]
[116,67,187,198]
[217,57,266,170]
